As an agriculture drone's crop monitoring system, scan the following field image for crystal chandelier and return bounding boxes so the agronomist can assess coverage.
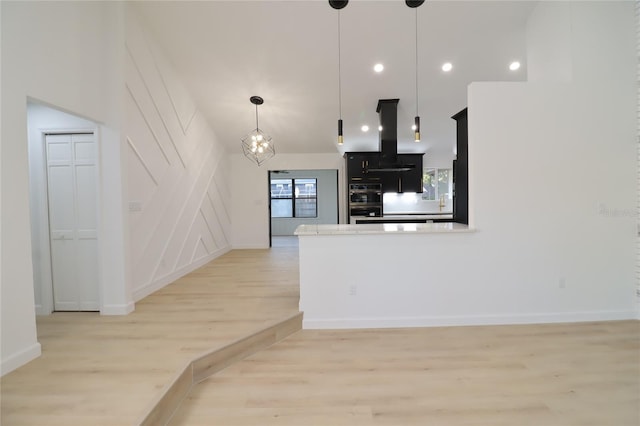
[241,96,275,166]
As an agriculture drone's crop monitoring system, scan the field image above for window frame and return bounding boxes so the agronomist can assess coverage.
[270,177,318,218]
[421,168,453,201]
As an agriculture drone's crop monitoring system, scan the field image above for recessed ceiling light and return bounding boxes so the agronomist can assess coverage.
[374,63,384,73]
[442,62,453,72]
[361,125,369,132]
[509,61,521,71]
[378,125,383,131]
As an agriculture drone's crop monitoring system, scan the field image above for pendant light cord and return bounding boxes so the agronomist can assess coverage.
[255,104,259,130]
[338,11,342,119]
[415,8,419,116]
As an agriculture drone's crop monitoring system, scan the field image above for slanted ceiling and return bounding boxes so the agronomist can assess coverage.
[133,1,536,158]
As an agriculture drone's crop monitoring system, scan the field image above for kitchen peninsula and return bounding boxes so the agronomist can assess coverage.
[295,222,474,329]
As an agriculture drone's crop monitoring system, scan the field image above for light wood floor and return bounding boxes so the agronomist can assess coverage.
[3,243,639,426]
[0,247,300,426]
[170,321,640,426]
[271,236,299,248]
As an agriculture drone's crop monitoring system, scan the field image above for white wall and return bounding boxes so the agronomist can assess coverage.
[125,8,232,301]
[27,102,97,315]
[472,1,636,319]
[1,1,129,375]
[299,1,637,328]
[472,1,636,318]
[232,153,343,248]
[636,0,640,315]
[526,1,572,82]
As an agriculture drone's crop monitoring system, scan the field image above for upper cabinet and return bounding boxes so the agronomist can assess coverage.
[452,108,468,225]
[345,152,382,184]
[379,154,423,193]
[345,152,422,193]
[398,154,423,193]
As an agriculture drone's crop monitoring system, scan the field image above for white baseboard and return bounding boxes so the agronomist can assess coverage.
[34,304,51,316]
[132,246,231,302]
[101,301,135,316]
[303,310,638,330]
[1,342,42,377]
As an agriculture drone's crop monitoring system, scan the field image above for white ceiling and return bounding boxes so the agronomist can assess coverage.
[133,0,537,159]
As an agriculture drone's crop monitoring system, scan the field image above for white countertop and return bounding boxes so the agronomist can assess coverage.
[295,222,473,236]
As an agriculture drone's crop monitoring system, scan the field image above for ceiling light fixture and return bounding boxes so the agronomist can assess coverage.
[442,62,453,72]
[406,0,425,142]
[241,96,275,166]
[361,125,369,132]
[509,61,521,71]
[330,0,348,145]
[374,63,384,73]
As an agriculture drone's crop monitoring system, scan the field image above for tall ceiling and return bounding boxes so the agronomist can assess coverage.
[133,1,537,159]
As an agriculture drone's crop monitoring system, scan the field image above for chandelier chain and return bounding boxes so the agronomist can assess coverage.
[255,104,259,130]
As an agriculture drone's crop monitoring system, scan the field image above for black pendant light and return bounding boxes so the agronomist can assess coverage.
[405,0,425,8]
[330,0,348,145]
[329,0,348,9]
[407,0,425,142]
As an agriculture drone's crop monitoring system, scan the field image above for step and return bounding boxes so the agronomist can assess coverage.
[137,311,303,426]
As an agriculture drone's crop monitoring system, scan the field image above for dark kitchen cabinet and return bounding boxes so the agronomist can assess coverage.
[380,154,423,193]
[399,154,423,193]
[452,108,468,225]
[345,152,382,184]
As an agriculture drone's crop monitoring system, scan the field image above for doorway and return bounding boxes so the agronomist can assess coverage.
[45,133,99,311]
[27,101,101,314]
[268,169,339,247]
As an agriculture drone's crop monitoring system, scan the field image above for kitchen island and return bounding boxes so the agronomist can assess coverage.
[295,222,475,329]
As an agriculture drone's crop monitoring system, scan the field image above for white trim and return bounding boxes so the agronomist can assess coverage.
[132,246,231,302]
[101,301,135,316]
[36,128,99,315]
[34,303,51,316]
[302,310,638,330]
[1,343,42,377]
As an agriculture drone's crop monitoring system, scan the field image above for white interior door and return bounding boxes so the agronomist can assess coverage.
[46,133,99,311]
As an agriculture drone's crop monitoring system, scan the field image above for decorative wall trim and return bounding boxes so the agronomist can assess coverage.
[0,343,42,377]
[303,310,638,330]
[125,11,231,298]
[132,246,230,302]
[126,136,160,186]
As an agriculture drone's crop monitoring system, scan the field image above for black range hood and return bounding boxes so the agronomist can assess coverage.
[367,99,415,172]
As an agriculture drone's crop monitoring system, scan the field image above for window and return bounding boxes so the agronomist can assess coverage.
[270,178,317,218]
[422,168,452,201]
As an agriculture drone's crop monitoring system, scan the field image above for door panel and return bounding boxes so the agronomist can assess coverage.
[75,164,97,229]
[49,238,77,310]
[77,239,99,311]
[46,133,99,311]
